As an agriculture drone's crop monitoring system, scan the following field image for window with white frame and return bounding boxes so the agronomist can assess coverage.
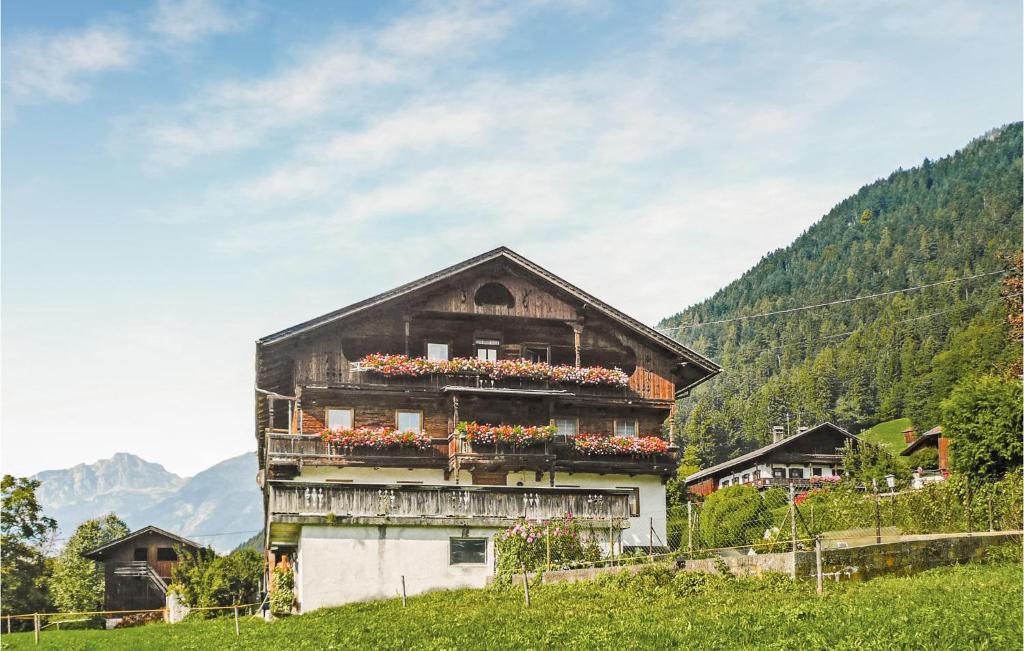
[614,419,638,437]
[554,418,578,437]
[326,408,353,431]
[426,343,449,361]
[475,339,500,361]
[396,410,422,432]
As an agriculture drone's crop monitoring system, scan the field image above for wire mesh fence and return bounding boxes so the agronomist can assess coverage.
[669,473,1022,560]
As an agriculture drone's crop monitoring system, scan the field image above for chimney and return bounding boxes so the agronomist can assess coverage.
[902,427,916,444]
[772,425,785,443]
[797,425,809,435]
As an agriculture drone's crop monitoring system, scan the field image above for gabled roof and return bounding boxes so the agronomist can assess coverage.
[256,246,720,379]
[685,422,860,484]
[900,426,943,456]
[81,525,204,560]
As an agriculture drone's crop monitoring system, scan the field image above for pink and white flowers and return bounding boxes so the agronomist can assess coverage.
[319,426,431,450]
[456,421,556,446]
[358,354,630,388]
[571,433,669,457]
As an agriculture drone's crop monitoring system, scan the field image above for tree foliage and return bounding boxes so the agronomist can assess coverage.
[698,485,787,548]
[661,123,1022,467]
[170,547,262,613]
[49,514,129,613]
[941,375,1023,482]
[1,475,57,622]
[841,441,907,488]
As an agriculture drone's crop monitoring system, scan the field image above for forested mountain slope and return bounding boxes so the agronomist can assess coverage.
[660,123,1022,467]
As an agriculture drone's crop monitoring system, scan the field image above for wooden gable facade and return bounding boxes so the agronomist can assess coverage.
[254,248,721,550]
[82,526,205,613]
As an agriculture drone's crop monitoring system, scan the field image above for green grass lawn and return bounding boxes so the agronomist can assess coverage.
[3,561,1020,650]
[860,417,913,453]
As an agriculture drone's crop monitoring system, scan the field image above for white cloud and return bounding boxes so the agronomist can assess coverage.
[149,0,251,43]
[4,25,139,103]
[136,3,536,165]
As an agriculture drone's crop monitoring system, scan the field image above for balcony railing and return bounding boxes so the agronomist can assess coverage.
[268,481,632,521]
[266,433,448,470]
[267,431,678,477]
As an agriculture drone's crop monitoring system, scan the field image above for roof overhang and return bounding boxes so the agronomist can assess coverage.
[685,422,860,484]
[256,247,721,386]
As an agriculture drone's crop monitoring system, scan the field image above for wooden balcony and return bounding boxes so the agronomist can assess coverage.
[301,366,662,403]
[266,433,448,478]
[267,480,632,544]
[751,477,831,491]
[550,441,679,477]
[266,431,679,478]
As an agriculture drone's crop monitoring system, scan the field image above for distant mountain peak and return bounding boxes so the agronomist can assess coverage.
[32,451,260,553]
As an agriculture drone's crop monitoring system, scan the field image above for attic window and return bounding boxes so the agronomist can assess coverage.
[474,283,515,308]
[156,547,177,561]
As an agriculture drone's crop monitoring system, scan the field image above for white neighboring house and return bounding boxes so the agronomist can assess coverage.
[684,423,861,497]
[254,247,721,612]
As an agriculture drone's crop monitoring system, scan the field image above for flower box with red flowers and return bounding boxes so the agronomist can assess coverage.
[357,354,630,388]
[319,426,431,450]
[570,433,670,457]
[455,421,556,447]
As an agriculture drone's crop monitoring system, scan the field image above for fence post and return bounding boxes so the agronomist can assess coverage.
[988,494,995,532]
[234,606,240,636]
[401,576,407,607]
[874,492,881,544]
[815,536,823,595]
[521,564,531,608]
[33,614,39,645]
[789,484,797,580]
[686,502,693,553]
[546,524,551,571]
[649,517,654,558]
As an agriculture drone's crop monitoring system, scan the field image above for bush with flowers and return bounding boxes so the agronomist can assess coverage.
[571,433,670,456]
[319,426,431,450]
[456,421,556,447]
[358,353,630,388]
[493,515,603,584]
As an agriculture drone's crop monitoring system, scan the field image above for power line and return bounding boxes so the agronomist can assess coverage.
[721,292,1018,362]
[657,269,1009,333]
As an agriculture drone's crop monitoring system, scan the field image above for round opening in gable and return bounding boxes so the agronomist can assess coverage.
[474,282,515,308]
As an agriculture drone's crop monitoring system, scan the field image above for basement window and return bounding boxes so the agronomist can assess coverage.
[450,538,487,565]
[156,548,177,562]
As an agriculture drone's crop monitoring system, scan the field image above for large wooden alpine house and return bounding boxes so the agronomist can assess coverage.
[254,247,719,611]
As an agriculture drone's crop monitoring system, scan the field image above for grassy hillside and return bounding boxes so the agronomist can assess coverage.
[3,562,1020,650]
[860,418,913,453]
[661,123,1021,466]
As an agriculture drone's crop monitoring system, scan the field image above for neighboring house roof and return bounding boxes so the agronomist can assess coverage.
[255,246,721,381]
[81,525,205,560]
[684,422,860,484]
[900,426,944,456]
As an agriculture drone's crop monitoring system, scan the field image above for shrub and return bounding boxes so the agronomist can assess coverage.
[698,485,787,549]
[170,547,262,615]
[269,565,294,616]
[493,515,602,584]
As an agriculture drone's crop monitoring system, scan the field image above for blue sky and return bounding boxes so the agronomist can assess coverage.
[2,0,1021,477]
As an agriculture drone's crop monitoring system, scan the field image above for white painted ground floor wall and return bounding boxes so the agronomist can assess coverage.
[296,524,500,612]
[289,471,670,612]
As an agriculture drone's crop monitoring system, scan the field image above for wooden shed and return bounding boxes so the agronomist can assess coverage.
[82,525,205,613]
